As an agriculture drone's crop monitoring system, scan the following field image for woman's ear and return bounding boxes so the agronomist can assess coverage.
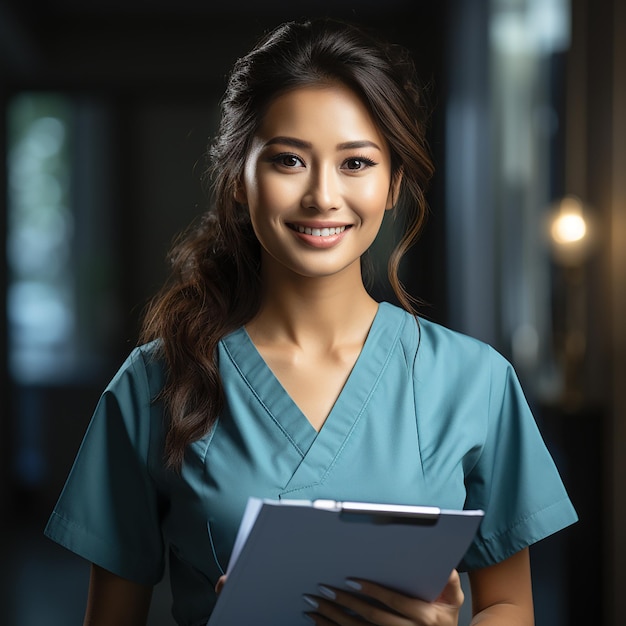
[386,169,403,211]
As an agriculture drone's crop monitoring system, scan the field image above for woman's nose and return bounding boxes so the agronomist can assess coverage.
[301,166,341,212]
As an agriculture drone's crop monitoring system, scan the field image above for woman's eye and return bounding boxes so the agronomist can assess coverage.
[272,153,304,168]
[343,157,377,171]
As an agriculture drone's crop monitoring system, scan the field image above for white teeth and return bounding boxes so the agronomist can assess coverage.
[294,225,346,236]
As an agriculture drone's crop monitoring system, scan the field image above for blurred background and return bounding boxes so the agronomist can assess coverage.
[0,0,623,624]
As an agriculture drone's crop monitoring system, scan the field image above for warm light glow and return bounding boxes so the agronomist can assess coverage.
[547,195,595,266]
[551,212,587,244]
[550,195,589,245]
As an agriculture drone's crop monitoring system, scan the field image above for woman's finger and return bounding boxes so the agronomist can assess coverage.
[304,587,413,626]
[303,591,370,625]
[304,611,341,625]
[215,575,227,595]
[345,571,464,619]
[433,571,465,608]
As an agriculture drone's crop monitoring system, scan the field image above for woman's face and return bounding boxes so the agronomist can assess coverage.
[237,83,396,284]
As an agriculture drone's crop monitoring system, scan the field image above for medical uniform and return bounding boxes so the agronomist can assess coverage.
[45,302,577,626]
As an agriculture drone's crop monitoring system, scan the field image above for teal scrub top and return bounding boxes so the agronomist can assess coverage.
[45,302,577,626]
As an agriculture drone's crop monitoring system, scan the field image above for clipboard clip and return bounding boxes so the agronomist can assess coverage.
[313,500,441,526]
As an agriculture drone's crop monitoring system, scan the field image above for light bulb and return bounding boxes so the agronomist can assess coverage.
[551,212,587,244]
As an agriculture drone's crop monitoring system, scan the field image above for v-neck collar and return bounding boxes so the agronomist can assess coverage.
[220,302,407,494]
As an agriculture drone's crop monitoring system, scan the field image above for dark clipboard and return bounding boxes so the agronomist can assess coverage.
[206,498,484,625]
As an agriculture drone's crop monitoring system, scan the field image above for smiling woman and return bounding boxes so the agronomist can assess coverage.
[43,17,576,626]
[238,84,396,281]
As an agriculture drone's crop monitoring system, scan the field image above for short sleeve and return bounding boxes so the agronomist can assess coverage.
[460,347,578,570]
[44,347,166,585]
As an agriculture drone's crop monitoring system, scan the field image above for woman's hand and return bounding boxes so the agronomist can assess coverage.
[303,570,464,625]
[215,575,227,595]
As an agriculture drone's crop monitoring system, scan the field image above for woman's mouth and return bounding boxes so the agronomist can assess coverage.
[286,223,351,248]
[288,224,348,236]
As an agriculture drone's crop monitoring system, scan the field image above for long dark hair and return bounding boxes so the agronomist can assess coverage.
[141,18,434,469]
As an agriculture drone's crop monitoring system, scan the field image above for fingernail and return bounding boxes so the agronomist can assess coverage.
[303,594,319,609]
[318,585,336,599]
[345,579,362,591]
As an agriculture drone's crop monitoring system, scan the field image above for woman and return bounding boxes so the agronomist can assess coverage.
[45,18,577,626]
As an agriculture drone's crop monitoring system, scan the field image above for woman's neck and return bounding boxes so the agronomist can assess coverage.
[246,264,379,351]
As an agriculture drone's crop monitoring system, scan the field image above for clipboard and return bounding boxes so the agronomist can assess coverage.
[207,498,484,625]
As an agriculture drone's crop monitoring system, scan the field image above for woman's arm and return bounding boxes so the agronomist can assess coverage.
[83,564,153,626]
[469,548,534,625]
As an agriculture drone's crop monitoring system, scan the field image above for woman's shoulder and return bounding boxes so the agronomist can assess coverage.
[419,316,495,359]
[380,302,496,357]
[106,339,167,397]
[379,302,510,384]
[132,338,165,366]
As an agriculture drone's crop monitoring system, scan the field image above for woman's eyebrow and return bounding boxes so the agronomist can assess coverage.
[264,136,312,149]
[263,137,382,151]
[336,140,381,151]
